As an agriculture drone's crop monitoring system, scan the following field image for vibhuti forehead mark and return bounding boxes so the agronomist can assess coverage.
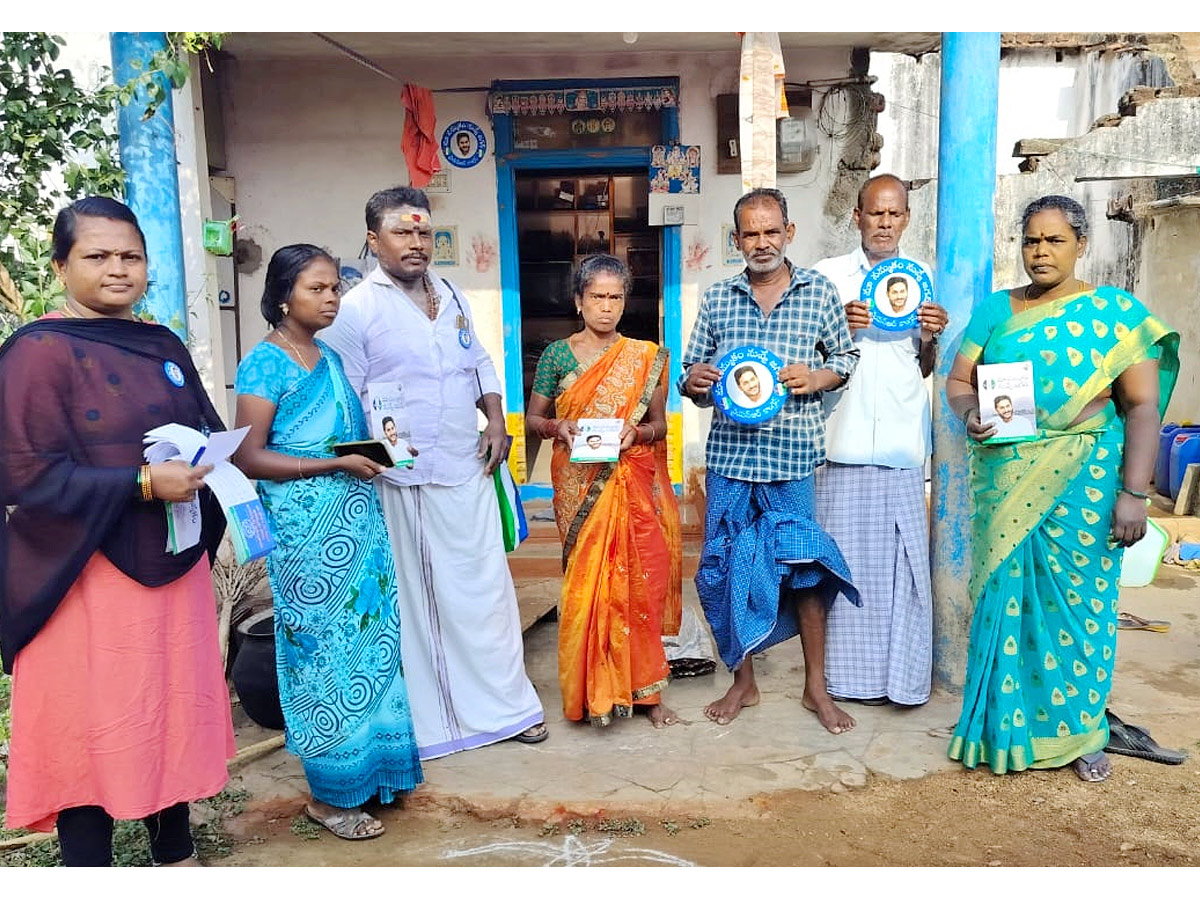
[381,207,433,228]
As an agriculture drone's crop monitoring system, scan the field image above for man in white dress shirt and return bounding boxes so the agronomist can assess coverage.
[321,186,547,759]
[811,174,948,707]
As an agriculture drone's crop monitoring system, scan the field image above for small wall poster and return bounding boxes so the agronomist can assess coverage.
[425,170,451,193]
[432,226,458,267]
[722,225,742,266]
[650,144,700,194]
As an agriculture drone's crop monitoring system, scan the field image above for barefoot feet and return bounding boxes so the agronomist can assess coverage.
[646,703,680,728]
[703,683,760,726]
[802,687,856,734]
[1071,750,1112,782]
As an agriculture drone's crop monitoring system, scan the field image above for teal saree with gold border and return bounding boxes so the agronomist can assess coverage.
[949,286,1178,773]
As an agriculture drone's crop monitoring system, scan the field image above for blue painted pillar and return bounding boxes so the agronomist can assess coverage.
[110,32,188,340]
[931,32,1001,690]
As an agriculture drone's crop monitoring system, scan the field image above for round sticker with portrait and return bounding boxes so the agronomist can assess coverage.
[711,346,787,425]
[440,120,487,169]
[860,258,933,332]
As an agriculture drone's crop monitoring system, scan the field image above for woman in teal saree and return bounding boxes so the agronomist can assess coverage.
[234,245,422,838]
[946,196,1178,782]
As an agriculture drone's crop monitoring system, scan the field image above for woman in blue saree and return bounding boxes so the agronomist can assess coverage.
[946,196,1178,782]
[234,245,422,838]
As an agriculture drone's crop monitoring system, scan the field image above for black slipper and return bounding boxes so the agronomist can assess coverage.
[509,722,549,744]
[830,694,889,706]
[1105,709,1188,765]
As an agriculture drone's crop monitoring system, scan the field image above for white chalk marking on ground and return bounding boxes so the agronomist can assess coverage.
[442,834,695,867]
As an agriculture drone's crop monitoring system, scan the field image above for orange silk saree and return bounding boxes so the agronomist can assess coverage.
[550,338,682,725]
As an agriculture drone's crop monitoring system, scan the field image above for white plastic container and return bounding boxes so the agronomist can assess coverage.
[1118,517,1170,588]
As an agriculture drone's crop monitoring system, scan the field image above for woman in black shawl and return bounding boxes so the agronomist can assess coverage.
[0,198,235,866]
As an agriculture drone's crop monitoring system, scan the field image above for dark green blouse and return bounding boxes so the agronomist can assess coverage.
[531,339,581,399]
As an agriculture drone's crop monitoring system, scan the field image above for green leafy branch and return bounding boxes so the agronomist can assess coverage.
[0,31,224,342]
[119,32,224,121]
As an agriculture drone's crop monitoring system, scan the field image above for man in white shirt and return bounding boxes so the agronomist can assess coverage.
[321,186,546,759]
[810,174,948,707]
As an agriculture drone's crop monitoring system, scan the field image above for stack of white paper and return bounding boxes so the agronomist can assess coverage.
[143,424,275,563]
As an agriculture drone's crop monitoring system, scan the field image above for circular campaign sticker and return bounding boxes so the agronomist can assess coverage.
[860,257,933,332]
[163,360,185,388]
[441,120,487,169]
[711,346,787,426]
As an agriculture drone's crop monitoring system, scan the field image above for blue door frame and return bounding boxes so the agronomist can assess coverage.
[491,78,682,499]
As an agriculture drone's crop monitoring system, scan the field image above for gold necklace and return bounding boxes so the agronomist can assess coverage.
[275,328,313,372]
[58,298,91,319]
[1023,278,1078,310]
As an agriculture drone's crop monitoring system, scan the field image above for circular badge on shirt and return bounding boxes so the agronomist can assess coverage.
[458,328,472,349]
[163,360,185,388]
[711,346,787,426]
[860,257,932,332]
[441,120,487,169]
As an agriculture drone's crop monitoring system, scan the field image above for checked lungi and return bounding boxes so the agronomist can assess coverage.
[815,463,932,705]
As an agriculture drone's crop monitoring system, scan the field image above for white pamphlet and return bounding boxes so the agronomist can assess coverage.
[569,418,623,464]
[366,381,416,467]
[977,361,1038,444]
[143,424,275,562]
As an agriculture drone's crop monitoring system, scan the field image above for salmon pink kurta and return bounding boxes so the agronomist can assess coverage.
[5,553,235,832]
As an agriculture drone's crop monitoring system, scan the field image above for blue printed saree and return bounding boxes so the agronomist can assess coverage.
[235,340,422,806]
[949,287,1178,773]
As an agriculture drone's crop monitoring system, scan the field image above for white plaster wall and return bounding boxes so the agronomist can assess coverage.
[173,60,227,418]
[874,46,1174,178]
[215,43,858,480]
[1134,208,1200,426]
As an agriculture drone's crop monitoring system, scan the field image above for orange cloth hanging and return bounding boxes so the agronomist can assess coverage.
[402,83,440,188]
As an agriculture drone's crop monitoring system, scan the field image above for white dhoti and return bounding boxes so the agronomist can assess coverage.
[377,473,544,760]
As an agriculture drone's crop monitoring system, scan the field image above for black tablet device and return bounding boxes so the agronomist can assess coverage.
[332,440,395,468]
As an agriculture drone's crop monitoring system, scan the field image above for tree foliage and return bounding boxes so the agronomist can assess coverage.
[0,32,124,333]
[0,31,223,340]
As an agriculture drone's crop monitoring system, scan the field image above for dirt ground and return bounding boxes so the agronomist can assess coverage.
[216,749,1200,867]
[213,560,1200,868]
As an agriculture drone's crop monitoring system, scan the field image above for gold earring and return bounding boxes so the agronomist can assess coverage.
[281,303,290,317]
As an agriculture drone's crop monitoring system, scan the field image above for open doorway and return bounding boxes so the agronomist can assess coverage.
[516,170,660,483]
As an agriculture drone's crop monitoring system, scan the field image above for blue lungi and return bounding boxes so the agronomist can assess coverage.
[696,471,860,671]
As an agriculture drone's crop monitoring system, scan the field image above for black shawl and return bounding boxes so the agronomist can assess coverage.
[0,318,226,672]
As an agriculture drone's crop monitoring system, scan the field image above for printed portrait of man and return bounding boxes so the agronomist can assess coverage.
[986,393,1036,439]
[454,131,473,158]
[728,362,772,409]
[876,275,918,318]
[382,416,400,446]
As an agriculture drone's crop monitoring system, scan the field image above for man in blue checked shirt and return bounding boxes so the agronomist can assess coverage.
[680,188,862,734]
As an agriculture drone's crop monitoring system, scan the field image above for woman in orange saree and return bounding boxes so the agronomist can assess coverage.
[526,255,682,727]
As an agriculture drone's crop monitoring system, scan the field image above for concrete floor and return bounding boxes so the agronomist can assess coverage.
[226,558,1199,826]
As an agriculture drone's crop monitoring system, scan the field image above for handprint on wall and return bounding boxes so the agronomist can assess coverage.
[684,237,710,272]
[468,234,498,273]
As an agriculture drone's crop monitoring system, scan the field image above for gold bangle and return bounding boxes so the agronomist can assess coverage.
[140,464,153,502]
[297,456,304,479]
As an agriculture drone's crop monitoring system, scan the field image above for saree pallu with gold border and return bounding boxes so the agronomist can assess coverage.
[949,286,1178,773]
[550,338,682,725]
